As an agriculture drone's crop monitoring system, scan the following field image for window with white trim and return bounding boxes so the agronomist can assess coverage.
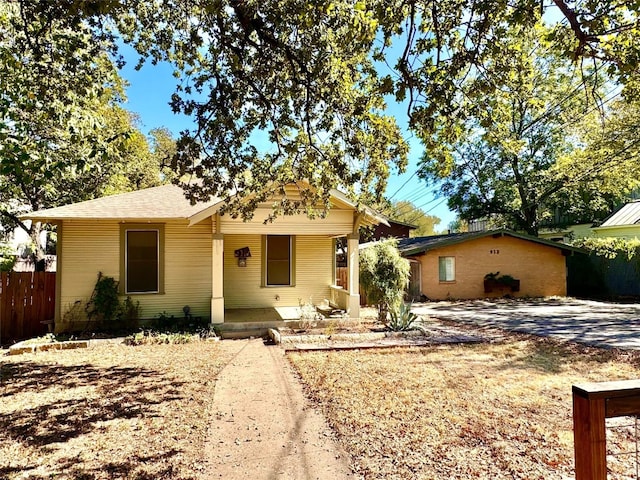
[438,256,455,282]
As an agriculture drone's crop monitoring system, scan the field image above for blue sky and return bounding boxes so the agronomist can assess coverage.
[119,44,456,230]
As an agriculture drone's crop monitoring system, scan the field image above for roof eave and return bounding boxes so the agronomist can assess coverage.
[594,224,639,230]
[187,201,225,226]
[398,229,585,256]
[21,214,191,223]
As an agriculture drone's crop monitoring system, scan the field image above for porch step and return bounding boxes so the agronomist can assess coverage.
[219,328,269,339]
[216,320,287,339]
[216,318,350,339]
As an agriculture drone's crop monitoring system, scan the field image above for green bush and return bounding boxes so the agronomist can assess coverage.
[85,275,142,329]
[124,329,216,346]
[85,272,121,326]
[0,242,16,272]
[360,239,410,322]
[152,307,206,331]
[573,237,640,262]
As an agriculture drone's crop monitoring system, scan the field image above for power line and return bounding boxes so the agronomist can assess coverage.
[388,166,422,200]
[405,197,447,224]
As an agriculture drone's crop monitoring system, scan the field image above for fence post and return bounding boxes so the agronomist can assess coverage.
[573,380,640,480]
[573,386,606,480]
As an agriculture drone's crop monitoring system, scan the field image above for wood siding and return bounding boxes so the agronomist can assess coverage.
[219,208,354,235]
[58,219,212,330]
[413,235,567,300]
[223,234,333,308]
[593,225,640,240]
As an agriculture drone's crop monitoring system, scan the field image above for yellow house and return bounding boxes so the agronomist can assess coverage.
[25,183,385,333]
[397,230,582,300]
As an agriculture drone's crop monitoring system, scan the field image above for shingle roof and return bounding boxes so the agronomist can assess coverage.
[396,229,582,256]
[24,184,222,222]
[23,182,388,227]
[600,200,640,227]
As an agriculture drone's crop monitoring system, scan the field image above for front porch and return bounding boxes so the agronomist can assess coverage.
[218,304,347,338]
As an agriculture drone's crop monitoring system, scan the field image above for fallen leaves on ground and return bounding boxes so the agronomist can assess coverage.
[0,341,238,479]
[289,336,640,480]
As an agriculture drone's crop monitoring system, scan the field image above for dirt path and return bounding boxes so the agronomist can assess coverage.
[204,338,354,479]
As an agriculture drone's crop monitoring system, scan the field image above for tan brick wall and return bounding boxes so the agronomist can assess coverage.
[412,235,567,300]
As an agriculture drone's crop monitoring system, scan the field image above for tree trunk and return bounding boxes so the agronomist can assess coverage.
[378,302,389,323]
[29,221,47,272]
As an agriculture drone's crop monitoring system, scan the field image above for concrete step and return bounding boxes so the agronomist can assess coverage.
[219,328,268,339]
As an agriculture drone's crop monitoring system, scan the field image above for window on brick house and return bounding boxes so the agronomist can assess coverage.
[438,256,455,282]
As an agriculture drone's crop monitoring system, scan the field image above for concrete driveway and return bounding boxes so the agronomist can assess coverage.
[412,298,640,350]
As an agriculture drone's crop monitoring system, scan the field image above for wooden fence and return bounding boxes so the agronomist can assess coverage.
[0,272,55,345]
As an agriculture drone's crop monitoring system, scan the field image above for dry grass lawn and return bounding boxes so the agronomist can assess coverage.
[0,341,239,479]
[289,336,640,480]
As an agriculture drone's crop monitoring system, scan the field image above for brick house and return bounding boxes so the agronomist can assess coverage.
[397,229,582,300]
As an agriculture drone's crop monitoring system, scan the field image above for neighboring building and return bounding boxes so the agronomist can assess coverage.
[397,230,582,300]
[592,200,640,240]
[538,224,595,243]
[6,221,56,271]
[24,183,386,332]
[336,218,415,269]
[368,219,417,241]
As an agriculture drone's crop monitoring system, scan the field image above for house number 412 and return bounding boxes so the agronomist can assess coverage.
[490,249,500,254]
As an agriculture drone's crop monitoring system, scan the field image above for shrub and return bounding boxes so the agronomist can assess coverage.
[298,297,322,330]
[85,272,121,326]
[0,242,16,272]
[124,328,216,346]
[360,239,410,322]
[152,307,206,331]
[573,237,640,261]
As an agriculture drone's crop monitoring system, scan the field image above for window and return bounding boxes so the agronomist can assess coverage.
[438,256,455,282]
[120,224,165,294]
[264,235,295,286]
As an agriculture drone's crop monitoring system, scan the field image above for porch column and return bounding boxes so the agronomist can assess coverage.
[54,221,63,330]
[347,232,360,318]
[211,233,224,324]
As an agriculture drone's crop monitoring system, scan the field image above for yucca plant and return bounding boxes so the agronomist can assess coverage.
[387,302,419,331]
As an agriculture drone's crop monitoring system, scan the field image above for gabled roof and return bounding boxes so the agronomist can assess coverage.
[396,229,583,256]
[386,219,418,229]
[23,182,388,227]
[599,200,640,227]
[23,184,221,222]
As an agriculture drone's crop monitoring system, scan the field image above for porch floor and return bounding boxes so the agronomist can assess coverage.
[217,307,302,339]
[224,306,302,324]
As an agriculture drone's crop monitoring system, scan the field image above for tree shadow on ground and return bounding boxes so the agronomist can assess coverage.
[0,360,188,477]
[0,449,189,480]
[495,336,640,374]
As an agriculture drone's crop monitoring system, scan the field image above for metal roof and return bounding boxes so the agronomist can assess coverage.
[600,201,640,227]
